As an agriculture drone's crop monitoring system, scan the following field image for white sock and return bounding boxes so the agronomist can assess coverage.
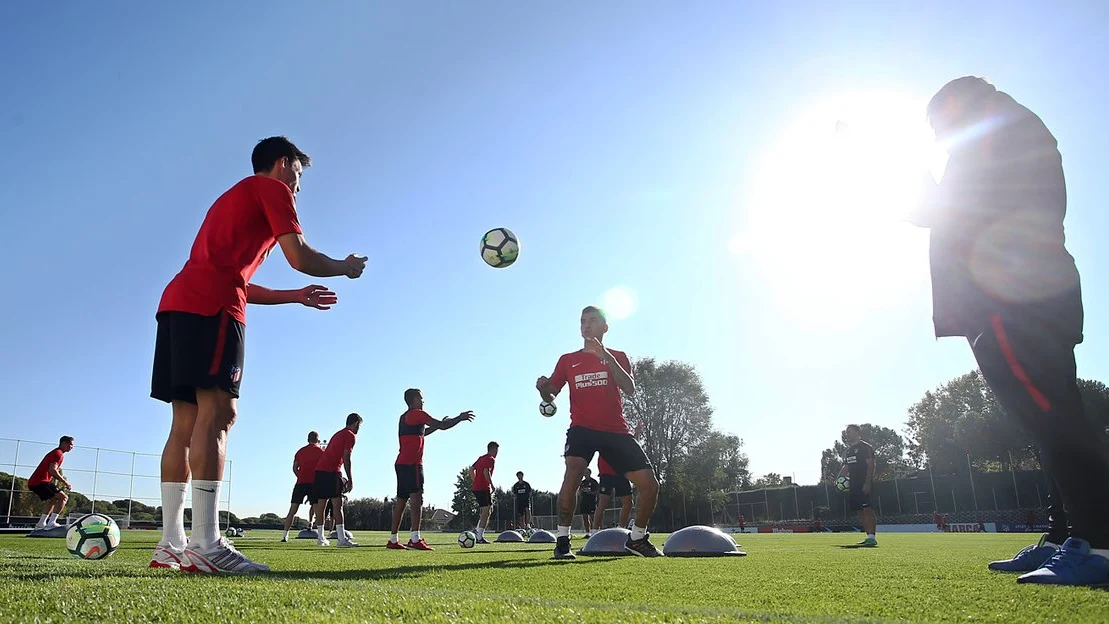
[389,533,399,544]
[476,527,484,539]
[159,482,187,550]
[47,512,59,525]
[630,525,646,540]
[867,533,875,540]
[336,523,346,541]
[37,513,48,528]
[557,525,570,537]
[410,530,421,542]
[282,530,290,539]
[189,480,220,549]
[317,524,326,541]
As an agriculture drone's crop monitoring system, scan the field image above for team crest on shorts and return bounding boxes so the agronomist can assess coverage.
[230,366,242,383]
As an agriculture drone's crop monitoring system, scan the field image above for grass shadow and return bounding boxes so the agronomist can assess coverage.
[268,556,620,581]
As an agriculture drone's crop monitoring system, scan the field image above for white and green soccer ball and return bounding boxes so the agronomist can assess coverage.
[458,530,477,548]
[539,400,557,417]
[66,513,121,560]
[835,475,850,493]
[480,228,520,268]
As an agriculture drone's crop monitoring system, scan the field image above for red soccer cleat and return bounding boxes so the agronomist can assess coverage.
[386,540,410,550]
[406,539,434,551]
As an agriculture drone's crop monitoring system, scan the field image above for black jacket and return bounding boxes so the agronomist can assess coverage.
[914,93,1083,342]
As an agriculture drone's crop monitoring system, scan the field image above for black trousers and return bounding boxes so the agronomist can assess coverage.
[970,312,1109,547]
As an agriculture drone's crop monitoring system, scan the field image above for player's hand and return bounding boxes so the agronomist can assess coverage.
[457,411,475,423]
[298,285,338,310]
[343,479,353,494]
[862,482,871,495]
[343,254,367,279]
[536,376,550,391]
[584,337,606,357]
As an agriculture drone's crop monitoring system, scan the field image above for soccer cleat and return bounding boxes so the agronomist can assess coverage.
[406,539,434,551]
[1018,538,1109,586]
[553,536,576,560]
[625,535,664,557]
[149,545,194,571]
[184,537,270,575]
[386,540,409,550]
[476,537,491,545]
[317,537,331,547]
[988,543,1058,573]
[856,537,878,547]
[280,536,288,543]
[337,538,359,548]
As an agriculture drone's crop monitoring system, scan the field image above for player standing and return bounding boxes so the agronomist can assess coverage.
[27,436,74,530]
[594,456,634,530]
[838,425,877,547]
[913,77,1109,585]
[281,431,324,542]
[470,442,498,544]
[311,413,362,548]
[536,306,662,558]
[389,388,474,550]
[578,468,599,537]
[513,471,533,532]
[149,136,366,573]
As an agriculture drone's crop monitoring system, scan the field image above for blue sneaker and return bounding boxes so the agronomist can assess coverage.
[1018,538,1109,586]
[988,543,1058,573]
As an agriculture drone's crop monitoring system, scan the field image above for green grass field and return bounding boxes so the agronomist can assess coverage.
[2,530,1108,623]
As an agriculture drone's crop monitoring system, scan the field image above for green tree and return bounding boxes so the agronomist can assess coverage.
[752,473,783,488]
[450,466,478,528]
[819,423,910,483]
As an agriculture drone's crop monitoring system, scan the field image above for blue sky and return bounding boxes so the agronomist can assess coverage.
[2,2,1107,518]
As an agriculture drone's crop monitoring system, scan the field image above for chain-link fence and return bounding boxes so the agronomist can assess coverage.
[1,437,233,528]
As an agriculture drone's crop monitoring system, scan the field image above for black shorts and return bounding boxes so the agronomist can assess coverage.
[472,489,492,508]
[395,464,424,499]
[291,482,316,505]
[599,474,633,497]
[849,488,871,512]
[563,426,652,474]
[151,311,246,404]
[313,470,343,502]
[30,482,60,501]
[579,494,598,516]
[516,497,531,512]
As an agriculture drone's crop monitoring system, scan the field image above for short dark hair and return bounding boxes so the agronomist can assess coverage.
[59,436,74,446]
[307,431,319,443]
[846,424,861,433]
[404,388,422,407]
[346,413,363,427]
[582,305,607,322]
[516,471,523,477]
[488,441,499,452]
[251,136,311,174]
[926,76,997,123]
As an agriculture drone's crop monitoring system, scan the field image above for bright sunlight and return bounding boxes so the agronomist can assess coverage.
[731,90,947,323]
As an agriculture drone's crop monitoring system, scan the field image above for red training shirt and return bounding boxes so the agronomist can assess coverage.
[472,454,495,491]
[598,456,616,477]
[548,348,633,434]
[318,428,356,473]
[157,176,303,324]
[396,409,433,465]
[29,449,64,487]
[294,443,324,484]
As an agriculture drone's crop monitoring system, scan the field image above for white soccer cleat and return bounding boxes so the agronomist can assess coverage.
[184,537,270,574]
[317,538,331,547]
[149,545,195,572]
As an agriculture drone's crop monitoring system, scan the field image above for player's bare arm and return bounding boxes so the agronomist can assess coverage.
[425,411,475,437]
[484,468,493,491]
[343,451,353,493]
[838,464,848,478]
[49,462,69,489]
[276,232,367,279]
[585,338,636,394]
[247,284,338,310]
[291,459,300,478]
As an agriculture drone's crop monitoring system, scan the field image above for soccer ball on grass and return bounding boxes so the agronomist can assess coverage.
[65,513,121,560]
[458,530,477,548]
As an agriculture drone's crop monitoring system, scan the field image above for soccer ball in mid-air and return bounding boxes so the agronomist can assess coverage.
[65,513,121,560]
[480,228,519,268]
[458,530,477,549]
[835,476,850,493]
[539,401,557,417]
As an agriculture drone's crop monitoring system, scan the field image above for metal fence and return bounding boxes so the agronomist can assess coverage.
[1,437,233,528]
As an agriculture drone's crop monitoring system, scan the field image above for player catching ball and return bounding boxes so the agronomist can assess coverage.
[389,388,475,550]
[149,136,366,574]
[536,305,662,558]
